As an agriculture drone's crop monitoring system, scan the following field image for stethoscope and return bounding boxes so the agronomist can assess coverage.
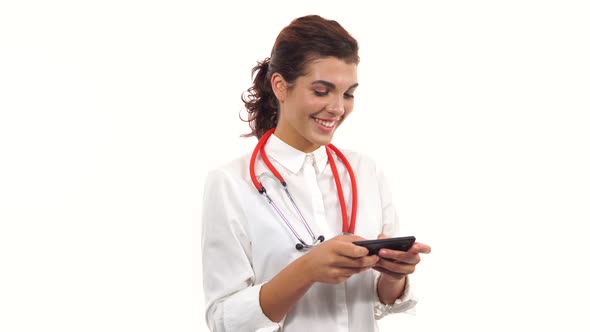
[249,128,358,250]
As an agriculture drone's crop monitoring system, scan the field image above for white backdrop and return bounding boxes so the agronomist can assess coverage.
[1,1,589,331]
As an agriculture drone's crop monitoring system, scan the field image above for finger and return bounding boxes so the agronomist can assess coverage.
[372,266,406,280]
[333,241,369,258]
[374,258,416,275]
[333,255,380,269]
[378,249,420,265]
[334,234,367,243]
[332,265,374,279]
[407,242,431,254]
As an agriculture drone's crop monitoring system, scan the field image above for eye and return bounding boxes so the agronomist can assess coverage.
[344,93,355,99]
[314,90,329,97]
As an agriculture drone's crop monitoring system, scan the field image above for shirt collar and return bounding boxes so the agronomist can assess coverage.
[263,134,328,175]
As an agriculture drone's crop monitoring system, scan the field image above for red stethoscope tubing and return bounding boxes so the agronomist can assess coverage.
[325,142,358,234]
[249,128,357,234]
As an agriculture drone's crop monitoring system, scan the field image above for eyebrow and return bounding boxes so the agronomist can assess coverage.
[312,80,359,90]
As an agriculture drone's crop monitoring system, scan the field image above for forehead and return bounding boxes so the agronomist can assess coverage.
[298,57,358,87]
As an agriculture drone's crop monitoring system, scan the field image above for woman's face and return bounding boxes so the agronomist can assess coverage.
[273,57,358,153]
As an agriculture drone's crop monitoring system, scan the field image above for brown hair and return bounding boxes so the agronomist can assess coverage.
[241,15,360,139]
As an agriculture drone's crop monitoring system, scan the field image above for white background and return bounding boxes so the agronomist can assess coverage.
[1,1,589,331]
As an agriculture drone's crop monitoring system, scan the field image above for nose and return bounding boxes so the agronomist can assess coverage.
[327,95,345,116]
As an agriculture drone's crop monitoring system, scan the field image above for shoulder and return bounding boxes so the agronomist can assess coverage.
[204,153,251,188]
[336,147,379,171]
[335,147,392,184]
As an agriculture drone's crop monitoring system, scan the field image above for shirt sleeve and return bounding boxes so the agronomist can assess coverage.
[373,165,418,318]
[201,169,281,332]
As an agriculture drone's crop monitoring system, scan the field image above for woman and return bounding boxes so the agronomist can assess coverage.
[201,15,431,331]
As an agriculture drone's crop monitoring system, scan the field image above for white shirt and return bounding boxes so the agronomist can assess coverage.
[201,134,417,332]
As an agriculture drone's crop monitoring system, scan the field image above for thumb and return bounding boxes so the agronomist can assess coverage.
[408,242,432,254]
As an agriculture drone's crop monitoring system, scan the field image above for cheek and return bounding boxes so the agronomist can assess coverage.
[304,98,329,112]
[291,102,320,120]
[345,100,355,113]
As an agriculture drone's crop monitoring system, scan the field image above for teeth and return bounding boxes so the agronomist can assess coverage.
[313,118,336,128]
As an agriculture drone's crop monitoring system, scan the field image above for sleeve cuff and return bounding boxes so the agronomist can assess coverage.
[373,272,418,320]
[223,283,283,332]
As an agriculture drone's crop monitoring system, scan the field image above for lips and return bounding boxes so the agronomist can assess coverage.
[312,117,337,128]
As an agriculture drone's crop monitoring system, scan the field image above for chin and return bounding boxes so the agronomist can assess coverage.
[310,132,334,147]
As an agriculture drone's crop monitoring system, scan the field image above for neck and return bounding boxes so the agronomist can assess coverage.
[273,127,319,153]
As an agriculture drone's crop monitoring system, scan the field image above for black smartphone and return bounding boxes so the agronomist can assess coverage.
[353,236,416,256]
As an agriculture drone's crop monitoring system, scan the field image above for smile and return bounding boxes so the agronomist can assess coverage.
[313,117,337,128]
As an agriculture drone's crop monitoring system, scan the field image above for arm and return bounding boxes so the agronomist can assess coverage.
[374,240,431,304]
[201,170,277,331]
[202,170,378,329]
[372,167,431,309]
[260,235,379,322]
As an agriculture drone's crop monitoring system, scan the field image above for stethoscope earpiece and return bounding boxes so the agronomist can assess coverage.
[318,235,325,242]
[295,243,304,250]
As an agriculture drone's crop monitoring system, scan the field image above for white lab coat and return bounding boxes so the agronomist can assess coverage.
[201,134,417,331]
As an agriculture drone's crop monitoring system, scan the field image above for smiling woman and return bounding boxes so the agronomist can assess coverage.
[241,14,360,142]
[271,57,358,152]
[201,14,431,332]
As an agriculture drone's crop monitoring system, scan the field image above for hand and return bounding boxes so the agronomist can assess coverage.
[372,234,431,282]
[301,235,380,284]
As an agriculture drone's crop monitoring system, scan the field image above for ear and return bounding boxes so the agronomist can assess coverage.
[270,72,287,103]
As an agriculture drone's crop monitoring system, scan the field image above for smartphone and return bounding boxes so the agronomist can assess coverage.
[353,236,416,256]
